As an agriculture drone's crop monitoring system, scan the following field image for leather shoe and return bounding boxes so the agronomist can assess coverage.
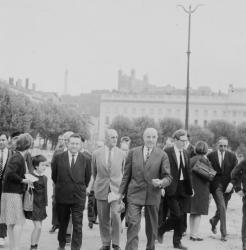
[49,225,59,233]
[209,219,217,234]
[66,234,71,244]
[221,236,227,242]
[173,243,188,250]
[99,246,110,250]
[88,221,93,229]
[190,236,203,241]
[58,247,65,250]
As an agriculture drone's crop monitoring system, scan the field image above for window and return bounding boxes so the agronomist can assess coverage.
[213,110,217,116]
[233,111,237,117]
[158,108,162,115]
[194,120,198,125]
[132,107,136,114]
[195,110,199,115]
[204,110,208,116]
[204,120,208,127]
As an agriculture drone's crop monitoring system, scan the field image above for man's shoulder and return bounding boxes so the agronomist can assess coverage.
[226,150,236,158]
[164,146,174,154]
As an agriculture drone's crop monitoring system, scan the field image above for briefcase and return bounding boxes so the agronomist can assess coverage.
[192,160,216,181]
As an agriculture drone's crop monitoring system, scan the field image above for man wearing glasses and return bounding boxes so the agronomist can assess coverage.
[207,137,238,241]
[158,129,192,250]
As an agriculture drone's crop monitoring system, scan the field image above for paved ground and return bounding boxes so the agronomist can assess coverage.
[1,166,243,250]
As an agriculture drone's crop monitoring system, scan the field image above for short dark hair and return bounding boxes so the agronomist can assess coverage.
[69,133,82,141]
[172,129,187,140]
[0,132,9,139]
[217,136,228,143]
[32,155,47,169]
[15,133,33,152]
[11,131,23,138]
[195,141,208,155]
[120,136,131,143]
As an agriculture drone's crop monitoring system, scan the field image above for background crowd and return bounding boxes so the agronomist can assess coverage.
[0,127,245,250]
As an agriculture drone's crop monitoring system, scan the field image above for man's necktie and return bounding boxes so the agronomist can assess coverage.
[71,154,75,168]
[0,150,3,178]
[145,148,150,162]
[220,152,224,171]
[108,149,112,172]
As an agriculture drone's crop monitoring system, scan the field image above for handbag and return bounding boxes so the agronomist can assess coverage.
[192,159,216,181]
[23,184,34,212]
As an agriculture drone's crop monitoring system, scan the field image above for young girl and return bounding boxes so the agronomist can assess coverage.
[26,155,48,250]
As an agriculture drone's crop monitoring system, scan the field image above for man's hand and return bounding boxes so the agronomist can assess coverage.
[152,179,162,188]
[118,194,124,204]
[237,190,244,198]
[22,179,33,185]
[225,183,233,193]
[161,189,165,197]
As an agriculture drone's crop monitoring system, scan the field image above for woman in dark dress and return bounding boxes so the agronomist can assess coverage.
[26,155,48,250]
[189,141,212,241]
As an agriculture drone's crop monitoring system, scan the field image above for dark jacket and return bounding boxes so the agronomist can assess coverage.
[207,150,238,193]
[51,151,91,205]
[0,149,13,195]
[164,146,193,197]
[2,151,27,194]
[231,159,246,194]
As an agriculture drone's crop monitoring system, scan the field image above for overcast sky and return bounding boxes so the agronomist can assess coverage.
[0,0,245,95]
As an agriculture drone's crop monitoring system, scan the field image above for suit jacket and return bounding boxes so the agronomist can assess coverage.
[0,149,13,195]
[207,150,238,193]
[164,146,193,197]
[92,146,125,200]
[119,146,172,206]
[51,151,91,205]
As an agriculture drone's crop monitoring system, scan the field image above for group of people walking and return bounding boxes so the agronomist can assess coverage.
[0,127,246,250]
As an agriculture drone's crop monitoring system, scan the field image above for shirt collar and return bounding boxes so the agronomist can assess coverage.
[68,151,78,157]
[174,145,183,154]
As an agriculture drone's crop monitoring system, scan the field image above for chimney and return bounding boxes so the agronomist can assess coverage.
[25,78,29,89]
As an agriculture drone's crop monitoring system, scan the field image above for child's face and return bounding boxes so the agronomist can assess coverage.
[36,161,48,174]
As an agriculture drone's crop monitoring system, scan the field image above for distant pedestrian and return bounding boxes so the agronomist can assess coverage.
[25,155,49,250]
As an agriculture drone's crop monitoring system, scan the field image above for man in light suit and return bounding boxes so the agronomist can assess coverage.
[92,129,125,250]
[0,132,13,246]
[119,128,172,250]
[52,133,91,250]
[207,137,237,241]
[158,129,193,250]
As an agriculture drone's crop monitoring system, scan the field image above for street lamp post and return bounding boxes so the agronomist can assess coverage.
[178,4,203,131]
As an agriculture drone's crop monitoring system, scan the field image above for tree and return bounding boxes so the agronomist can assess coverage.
[110,116,134,144]
[208,120,238,150]
[237,122,246,145]
[159,118,183,143]
[131,116,157,147]
[188,125,214,146]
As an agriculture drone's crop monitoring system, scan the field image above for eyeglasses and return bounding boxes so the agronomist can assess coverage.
[219,145,227,148]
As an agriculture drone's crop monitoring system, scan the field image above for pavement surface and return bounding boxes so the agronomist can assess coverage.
[0,166,243,250]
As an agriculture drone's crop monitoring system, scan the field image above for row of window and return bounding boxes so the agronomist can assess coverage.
[104,107,246,117]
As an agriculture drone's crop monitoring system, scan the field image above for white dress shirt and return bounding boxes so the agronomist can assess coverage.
[174,145,185,180]
[105,146,115,165]
[143,146,153,162]
[217,150,225,167]
[0,147,9,170]
[68,151,78,167]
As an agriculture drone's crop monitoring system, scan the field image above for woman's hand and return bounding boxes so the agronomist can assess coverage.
[22,179,33,185]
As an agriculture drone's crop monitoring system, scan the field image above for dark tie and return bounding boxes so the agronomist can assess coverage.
[71,154,75,168]
[220,152,224,171]
[146,148,150,162]
[0,150,3,178]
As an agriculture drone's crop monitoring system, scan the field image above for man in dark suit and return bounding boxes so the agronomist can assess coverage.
[207,136,238,241]
[119,128,172,250]
[158,129,193,250]
[0,132,13,246]
[52,133,91,250]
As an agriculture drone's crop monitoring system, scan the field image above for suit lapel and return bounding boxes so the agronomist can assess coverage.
[171,147,179,170]
[215,151,221,168]
[64,152,74,180]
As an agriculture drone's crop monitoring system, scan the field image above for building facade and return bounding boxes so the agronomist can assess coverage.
[98,86,246,139]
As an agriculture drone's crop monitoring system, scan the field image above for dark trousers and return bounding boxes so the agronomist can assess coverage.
[0,224,7,238]
[56,203,84,250]
[242,196,246,249]
[158,195,188,246]
[87,191,97,223]
[211,186,232,237]
[158,196,168,227]
[52,184,59,226]
[121,196,128,222]
[126,203,158,250]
